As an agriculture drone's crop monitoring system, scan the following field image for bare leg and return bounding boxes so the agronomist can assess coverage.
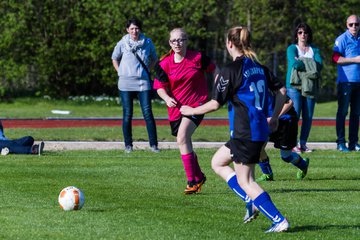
[176,118,197,154]
[211,145,234,180]
[234,163,264,200]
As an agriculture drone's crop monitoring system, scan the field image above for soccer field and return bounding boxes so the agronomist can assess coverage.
[0,149,359,239]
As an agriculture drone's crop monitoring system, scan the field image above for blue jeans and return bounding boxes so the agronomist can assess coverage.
[119,90,158,147]
[336,82,360,145]
[287,88,315,146]
[0,136,34,154]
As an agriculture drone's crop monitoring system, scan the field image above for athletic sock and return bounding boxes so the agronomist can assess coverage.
[290,153,308,170]
[282,152,308,170]
[258,157,273,175]
[181,153,195,182]
[192,152,204,182]
[253,192,285,223]
[226,172,251,203]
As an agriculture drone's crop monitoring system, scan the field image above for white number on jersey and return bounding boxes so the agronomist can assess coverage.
[250,80,266,110]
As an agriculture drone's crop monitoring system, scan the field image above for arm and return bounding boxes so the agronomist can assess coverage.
[157,88,177,108]
[112,59,119,72]
[287,45,305,71]
[332,34,360,65]
[279,98,293,116]
[313,46,323,71]
[181,71,227,115]
[148,41,158,70]
[268,86,287,131]
[180,99,221,116]
[111,41,122,72]
[332,52,360,65]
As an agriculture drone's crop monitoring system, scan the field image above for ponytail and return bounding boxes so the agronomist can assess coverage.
[227,26,258,62]
[160,49,173,61]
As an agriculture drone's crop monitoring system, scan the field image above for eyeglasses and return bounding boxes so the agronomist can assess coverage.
[297,31,308,35]
[348,22,359,27]
[169,39,187,45]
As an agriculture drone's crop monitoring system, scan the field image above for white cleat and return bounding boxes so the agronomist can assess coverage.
[243,203,259,223]
[265,218,290,233]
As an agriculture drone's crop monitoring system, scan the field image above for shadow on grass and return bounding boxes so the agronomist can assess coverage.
[307,176,360,181]
[289,224,360,232]
[271,188,360,193]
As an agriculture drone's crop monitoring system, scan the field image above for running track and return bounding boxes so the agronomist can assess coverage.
[1,118,343,128]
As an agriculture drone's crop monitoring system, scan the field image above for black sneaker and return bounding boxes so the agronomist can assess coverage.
[337,143,350,152]
[150,145,160,153]
[124,145,133,153]
[38,141,45,155]
[32,141,45,155]
[348,143,360,151]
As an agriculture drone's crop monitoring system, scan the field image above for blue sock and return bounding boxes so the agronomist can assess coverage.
[258,158,273,175]
[253,192,285,223]
[291,155,308,170]
[227,173,251,204]
[282,152,308,170]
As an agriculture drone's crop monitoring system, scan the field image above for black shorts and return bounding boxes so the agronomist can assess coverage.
[269,116,298,150]
[225,139,265,164]
[170,115,204,137]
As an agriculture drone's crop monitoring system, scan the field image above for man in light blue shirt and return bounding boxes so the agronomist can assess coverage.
[332,14,360,152]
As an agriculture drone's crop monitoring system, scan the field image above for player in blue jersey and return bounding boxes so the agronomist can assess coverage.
[180,26,289,233]
[257,94,310,182]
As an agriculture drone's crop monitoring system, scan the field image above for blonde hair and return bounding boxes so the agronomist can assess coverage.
[227,26,258,61]
[160,28,188,61]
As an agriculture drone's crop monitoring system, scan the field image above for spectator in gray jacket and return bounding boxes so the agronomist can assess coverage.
[111,17,159,153]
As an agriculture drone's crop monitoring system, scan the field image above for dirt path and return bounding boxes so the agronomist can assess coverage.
[1,118,342,128]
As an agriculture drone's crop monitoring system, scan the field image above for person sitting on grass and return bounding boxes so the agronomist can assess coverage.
[0,120,44,156]
[257,93,310,182]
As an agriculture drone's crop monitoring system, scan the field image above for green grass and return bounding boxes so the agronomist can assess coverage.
[0,97,337,118]
[5,125,341,143]
[1,97,342,142]
[0,149,359,239]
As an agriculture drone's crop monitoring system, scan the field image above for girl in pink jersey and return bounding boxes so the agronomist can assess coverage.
[153,28,215,194]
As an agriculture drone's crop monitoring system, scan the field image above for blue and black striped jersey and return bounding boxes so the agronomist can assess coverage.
[212,56,283,141]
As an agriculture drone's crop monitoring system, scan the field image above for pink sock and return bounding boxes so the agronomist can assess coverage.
[181,153,195,182]
[192,152,204,182]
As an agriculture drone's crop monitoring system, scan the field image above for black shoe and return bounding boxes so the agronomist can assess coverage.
[150,145,160,153]
[32,142,45,155]
[348,143,360,151]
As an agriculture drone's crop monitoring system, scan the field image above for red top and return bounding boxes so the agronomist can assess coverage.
[154,50,215,121]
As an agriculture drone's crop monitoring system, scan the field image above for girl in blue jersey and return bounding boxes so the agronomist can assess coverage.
[180,26,289,233]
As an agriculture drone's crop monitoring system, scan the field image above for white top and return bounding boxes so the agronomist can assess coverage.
[296,45,314,58]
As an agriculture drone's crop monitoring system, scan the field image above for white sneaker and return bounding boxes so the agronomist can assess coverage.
[1,147,10,156]
[265,218,289,233]
[243,203,259,223]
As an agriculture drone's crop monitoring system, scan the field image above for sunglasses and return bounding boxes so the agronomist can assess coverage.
[297,31,308,35]
[348,23,360,27]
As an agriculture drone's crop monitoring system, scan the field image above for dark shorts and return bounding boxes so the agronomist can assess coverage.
[170,115,204,137]
[269,116,298,150]
[225,139,265,164]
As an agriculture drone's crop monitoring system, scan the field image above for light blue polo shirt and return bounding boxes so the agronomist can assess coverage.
[333,30,360,83]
